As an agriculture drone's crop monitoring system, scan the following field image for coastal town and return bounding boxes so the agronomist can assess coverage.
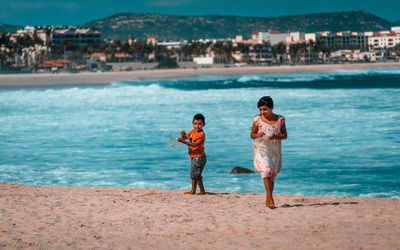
[1,24,400,73]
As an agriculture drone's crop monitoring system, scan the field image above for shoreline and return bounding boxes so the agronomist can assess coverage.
[1,182,398,199]
[1,183,399,249]
[0,62,399,87]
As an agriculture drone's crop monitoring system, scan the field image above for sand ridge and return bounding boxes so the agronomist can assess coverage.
[0,183,399,249]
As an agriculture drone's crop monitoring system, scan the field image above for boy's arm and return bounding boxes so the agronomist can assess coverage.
[179,137,202,147]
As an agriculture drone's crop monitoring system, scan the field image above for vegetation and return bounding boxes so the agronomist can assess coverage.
[80,11,392,41]
[0,24,21,34]
[0,32,46,71]
[155,57,179,69]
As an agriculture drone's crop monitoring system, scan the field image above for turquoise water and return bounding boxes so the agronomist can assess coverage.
[1,68,399,197]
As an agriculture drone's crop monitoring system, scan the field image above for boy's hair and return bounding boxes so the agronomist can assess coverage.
[193,113,205,124]
[257,96,274,108]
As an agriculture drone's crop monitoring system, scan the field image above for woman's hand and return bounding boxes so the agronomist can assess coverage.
[257,132,265,138]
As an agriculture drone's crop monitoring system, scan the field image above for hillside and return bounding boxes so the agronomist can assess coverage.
[81,11,392,41]
[392,20,400,26]
[0,23,21,33]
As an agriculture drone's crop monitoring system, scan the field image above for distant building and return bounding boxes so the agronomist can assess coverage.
[316,32,368,49]
[157,41,188,49]
[193,57,214,65]
[269,32,291,45]
[147,37,158,45]
[251,31,270,42]
[305,33,316,42]
[89,52,108,62]
[52,28,101,48]
[113,53,133,62]
[235,35,243,43]
[286,31,305,43]
[367,31,400,49]
[13,26,49,44]
[16,26,35,34]
[391,27,400,32]
[36,29,49,44]
[252,31,305,45]
[38,59,72,71]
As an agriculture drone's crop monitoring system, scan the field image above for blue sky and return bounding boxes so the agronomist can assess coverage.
[1,0,399,26]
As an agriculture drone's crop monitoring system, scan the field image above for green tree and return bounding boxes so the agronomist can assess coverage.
[272,42,287,64]
[212,41,233,64]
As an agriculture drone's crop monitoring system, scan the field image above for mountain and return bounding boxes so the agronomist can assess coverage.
[0,23,21,33]
[81,11,392,41]
[392,20,400,26]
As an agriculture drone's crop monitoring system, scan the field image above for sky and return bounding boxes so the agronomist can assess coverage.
[0,0,399,26]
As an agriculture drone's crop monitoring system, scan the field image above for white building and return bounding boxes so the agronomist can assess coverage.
[251,31,270,42]
[269,32,290,45]
[16,26,35,34]
[193,57,214,65]
[36,29,49,44]
[286,32,305,43]
[305,33,316,42]
[235,35,243,43]
[391,26,400,32]
[252,31,305,45]
[157,41,188,49]
[367,31,400,49]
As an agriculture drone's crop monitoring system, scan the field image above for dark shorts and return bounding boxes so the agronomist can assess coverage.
[190,155,207,179]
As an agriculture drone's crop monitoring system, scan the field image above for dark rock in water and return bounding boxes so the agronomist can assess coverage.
[230,166,254,174]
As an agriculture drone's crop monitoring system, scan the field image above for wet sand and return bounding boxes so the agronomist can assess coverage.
[0,183,399,249]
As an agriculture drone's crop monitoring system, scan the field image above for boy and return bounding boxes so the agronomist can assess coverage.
[178,113,207,195]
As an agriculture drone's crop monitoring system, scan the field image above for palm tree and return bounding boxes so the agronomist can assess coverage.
[272,42,287,64]
[0,33,11,70]
[212,41,233,64]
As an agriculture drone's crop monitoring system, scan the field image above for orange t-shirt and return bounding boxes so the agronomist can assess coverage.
[187,129,206,158]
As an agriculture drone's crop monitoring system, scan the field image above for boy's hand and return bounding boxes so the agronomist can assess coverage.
[181,131,187,139]
[257,132,265,138]
[178,138,184,143]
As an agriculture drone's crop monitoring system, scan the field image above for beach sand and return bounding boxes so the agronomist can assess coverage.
[1,62,400,86]
[0,183,399,249]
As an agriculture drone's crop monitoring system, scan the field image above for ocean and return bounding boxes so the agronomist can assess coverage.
[1,67,399,198]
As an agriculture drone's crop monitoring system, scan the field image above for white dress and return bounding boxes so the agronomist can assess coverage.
[253,115,285,180]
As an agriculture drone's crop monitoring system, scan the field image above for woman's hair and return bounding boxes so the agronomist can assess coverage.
[257,96,274,108]
[193,113,205,124]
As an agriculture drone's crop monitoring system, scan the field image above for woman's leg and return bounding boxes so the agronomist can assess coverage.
[263,177,275,209]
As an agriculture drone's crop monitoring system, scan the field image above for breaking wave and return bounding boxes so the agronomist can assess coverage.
[114,67,400,90]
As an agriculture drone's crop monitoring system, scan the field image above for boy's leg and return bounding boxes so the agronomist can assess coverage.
[263,177,275,209]
[185,157,197,194]
[184,179,197,194]
[196,155,206,195]
[197,179,206,195]
[188,155,206,195]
